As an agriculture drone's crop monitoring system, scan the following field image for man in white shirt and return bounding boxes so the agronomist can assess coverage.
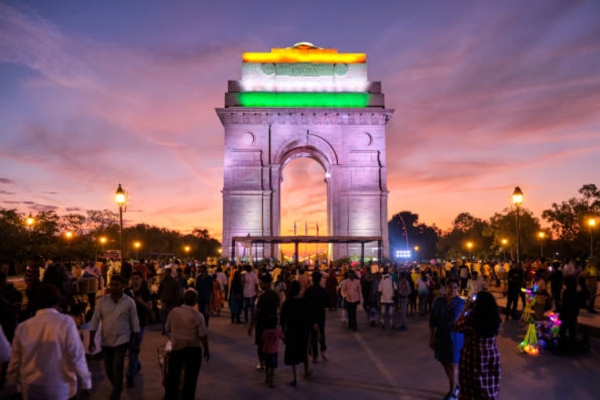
[89,275,139,400]
[8,284,91,400]
[242,265,259,323]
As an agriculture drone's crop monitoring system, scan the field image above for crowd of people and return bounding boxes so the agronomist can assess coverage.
[0,254,597,399]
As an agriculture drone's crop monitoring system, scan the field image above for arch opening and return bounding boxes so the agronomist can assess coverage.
[279,157,328,263]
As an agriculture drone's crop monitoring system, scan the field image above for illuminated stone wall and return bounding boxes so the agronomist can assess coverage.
[216,43,394,260]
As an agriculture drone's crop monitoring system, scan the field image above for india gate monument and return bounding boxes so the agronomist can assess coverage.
[216,43,394,262]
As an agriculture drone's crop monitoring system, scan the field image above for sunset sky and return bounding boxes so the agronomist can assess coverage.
[1,0,599,241]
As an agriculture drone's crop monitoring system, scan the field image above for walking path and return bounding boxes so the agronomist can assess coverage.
[4,302,599,400]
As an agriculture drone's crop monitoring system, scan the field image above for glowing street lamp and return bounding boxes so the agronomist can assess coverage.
[25,212,35,256]
[538,231,546,258]
[134,241,141,260]
[99,236,107,258]
[26,213,35,228]
[501,238,508,260]
[184,245,190,260]
[512,186,524,263]
[466,242,473,260]
[115,184,126,261]
[589,218,596,258]
[65,231,73,247]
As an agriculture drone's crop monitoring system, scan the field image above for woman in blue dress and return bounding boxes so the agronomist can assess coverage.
[429,278,465,400]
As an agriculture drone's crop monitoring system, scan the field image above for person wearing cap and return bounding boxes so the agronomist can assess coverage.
[8,284,92,400]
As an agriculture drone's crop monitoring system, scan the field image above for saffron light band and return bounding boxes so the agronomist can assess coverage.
[243,51,366,64]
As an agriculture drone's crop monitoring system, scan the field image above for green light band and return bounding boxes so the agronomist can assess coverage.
[238,92,370,108]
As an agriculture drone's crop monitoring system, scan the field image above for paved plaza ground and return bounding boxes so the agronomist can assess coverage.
[4,299,599,400]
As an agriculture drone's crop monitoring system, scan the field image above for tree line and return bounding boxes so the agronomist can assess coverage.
[0,208,221,266]
[388,184,600,262]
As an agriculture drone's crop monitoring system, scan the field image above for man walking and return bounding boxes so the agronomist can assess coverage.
[396,271,412,330]
[8,284,91,400]
[158,267,180,333]
[378,267,397,330]
[505,263,525,320]
[243,265,259,323]
[89,275,140,400]
[164,289,210,400]
[124,271,152,387]
[341,270,361,332]
[304,270,331,362]
[195,265,214,327]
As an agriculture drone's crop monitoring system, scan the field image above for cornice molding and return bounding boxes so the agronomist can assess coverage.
[216,108,394,126]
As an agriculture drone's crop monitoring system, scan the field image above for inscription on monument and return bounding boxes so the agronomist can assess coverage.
[268,63,348,77]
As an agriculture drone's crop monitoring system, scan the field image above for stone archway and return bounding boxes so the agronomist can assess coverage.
[216,43,393,260]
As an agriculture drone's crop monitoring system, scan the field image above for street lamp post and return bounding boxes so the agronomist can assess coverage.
[589,218,596,258]
[538,232,545,258]
[65,231,73,247]
[115,184,126,261]
[134,241,141,260]
[413,246,419,261]
[512,187,524,263]
[397,214,410,255]
[184,245,190,260]
[26,212,35,255]
[466,242,473,260]
[501,238,508,260]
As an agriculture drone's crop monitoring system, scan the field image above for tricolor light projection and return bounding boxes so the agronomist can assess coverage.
[226,42,383,108]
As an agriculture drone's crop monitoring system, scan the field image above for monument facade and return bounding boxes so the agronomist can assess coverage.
[216,43,394,260]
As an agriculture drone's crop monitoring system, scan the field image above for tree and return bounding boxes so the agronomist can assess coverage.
[485,208,543,261]
[388,211,440,261]
[542,184,600,259]
[436,212,491,260]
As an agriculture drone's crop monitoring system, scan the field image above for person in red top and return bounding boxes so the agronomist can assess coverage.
[133,260,150,282]
[260,317,285,388]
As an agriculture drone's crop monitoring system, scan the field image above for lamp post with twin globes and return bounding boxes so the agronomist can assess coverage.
[512,187,524,264]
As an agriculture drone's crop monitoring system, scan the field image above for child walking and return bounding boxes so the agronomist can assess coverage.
[261,317,285,388]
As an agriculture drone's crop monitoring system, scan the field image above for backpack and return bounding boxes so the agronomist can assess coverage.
[398,279,411,298]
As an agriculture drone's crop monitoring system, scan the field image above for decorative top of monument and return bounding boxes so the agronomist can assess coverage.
[224,43,386,108]
[290,42,322,49]
[242,43,366,64]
